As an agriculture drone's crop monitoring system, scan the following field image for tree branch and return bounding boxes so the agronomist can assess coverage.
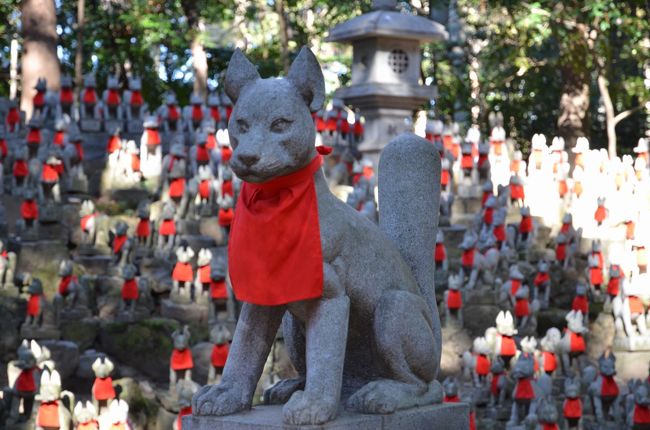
[613,103,647,125]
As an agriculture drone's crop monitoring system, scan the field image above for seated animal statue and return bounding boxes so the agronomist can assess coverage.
[192,47,443,426]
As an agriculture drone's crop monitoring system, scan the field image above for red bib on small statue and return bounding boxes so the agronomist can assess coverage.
[229,155,324,305]
[92,376,116,401]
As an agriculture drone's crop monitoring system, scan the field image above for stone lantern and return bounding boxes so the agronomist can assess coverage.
[327,0,447,163]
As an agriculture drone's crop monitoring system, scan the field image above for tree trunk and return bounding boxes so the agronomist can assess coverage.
[74,0,85,97]
[275,0,290,75]
[182,0,207,99]
[21,0,60,120]
[597,74,617,158]
[191,22,208,98]
[557,64,589,165]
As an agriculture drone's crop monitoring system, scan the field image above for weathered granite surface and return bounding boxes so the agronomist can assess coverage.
[184,403,469,430]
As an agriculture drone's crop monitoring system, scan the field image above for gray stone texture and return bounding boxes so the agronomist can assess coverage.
[191,48,444,427]
[185,403,468,430]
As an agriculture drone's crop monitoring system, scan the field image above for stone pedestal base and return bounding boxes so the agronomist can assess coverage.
[613,335,650,351]
[184,403,469,430]
[608,348,650,380]
[80,119,101,132]
[127,119,144,133]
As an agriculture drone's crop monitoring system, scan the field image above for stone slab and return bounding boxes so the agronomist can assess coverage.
[184,403,469,430]
[608,350,650,381]
[613,335,650,351]
[80,119,102,132]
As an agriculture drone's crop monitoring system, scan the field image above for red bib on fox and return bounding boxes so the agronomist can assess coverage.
[229,155,324,305]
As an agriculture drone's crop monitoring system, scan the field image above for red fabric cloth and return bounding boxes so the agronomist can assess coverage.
[177,406,192,430]
[542,424,559,430]
[83,88,97,104]
[131,154,140,172]
[543,351,557,372]
[171,348,194,371]
[172,262,193,282]
[469,411,476,430]
[519,215,533,233]
[199,180,211,199]
[60,87,75,103]
[221,146,233,163]
[33,91,45,108]
[534,272,550,287]
[58,275,76,295]
[211,343,229,367]
[146,128,160,145]
[563,397,582,418]
[461,248,475,268]
[607,276,620,296]
[558,180,568,197]
[446,290,461,310]
[122,279,139,300]
[168,105,179,121]
[500,335,516,357]
[13,160,28,178]
[510,183,524,200]
[434,243,446,262]
[629,296,644,314]
[560,222,571,234]
[37,401,60,428]
[572,295,589,314]
[514,377,534,400]
[7,107,20,131]
[461,154,473,169]
[443,395,460,403]
[136,219,150,238]
[556,243,566,261]
[594,206,607,223]
[196,144,210,162]
[27,128,41,145]
[481,191,491,207]
[15,368,36,392]
[106,136,121,153]
[210,280,227,299]
[218,208,234,227]
[206,134,217,150]
[81,213,96,232]
[130,90,143,106]
[483,207,494,225]
[169,178,185,198]
[441,169,450,186]
[222,180,233,197]
[160,219,176,236]
[78,420,99,430]
[0,139,7,159]
[113,235,127,254]
[515,298,530,317]
[590,268,603,285]
[316,145,333,155]
[192,105,203,121]
[491,373,502,395]
[228,155,324,306]
[21,200,39,220]
[92,376,116,401]
[27,294,41,316]
[510,159,520,173]
[210,106,221,122]
[493,224,506,242]
[634,404,650,424]
[478,153,488,168]
[570,331,585,353]
[475,354,490,376]
[510,279,521,296]
[53,131,65,146]
[107,89,121,106]
[198,265,211,284]
[600,375,619,397]
[75,142,85,161]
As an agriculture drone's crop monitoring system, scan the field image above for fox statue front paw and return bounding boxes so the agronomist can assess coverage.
[192,382,249,416]
[283,390,338,425]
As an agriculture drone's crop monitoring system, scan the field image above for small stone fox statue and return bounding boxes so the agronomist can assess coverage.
[192,47,443,425]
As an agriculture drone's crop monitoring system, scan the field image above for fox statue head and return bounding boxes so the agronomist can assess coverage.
[224,47,325,183]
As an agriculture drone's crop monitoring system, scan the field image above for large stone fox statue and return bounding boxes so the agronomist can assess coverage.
[192,47,442,426]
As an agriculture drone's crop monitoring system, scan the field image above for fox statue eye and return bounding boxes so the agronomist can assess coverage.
[236,119,250,134]
[270,118,292,133]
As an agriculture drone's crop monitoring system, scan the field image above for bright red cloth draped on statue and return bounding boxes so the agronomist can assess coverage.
[229,155,324,305]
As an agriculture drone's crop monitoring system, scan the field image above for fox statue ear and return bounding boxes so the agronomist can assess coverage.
[224,49,261,104]
[286,47,325,112]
